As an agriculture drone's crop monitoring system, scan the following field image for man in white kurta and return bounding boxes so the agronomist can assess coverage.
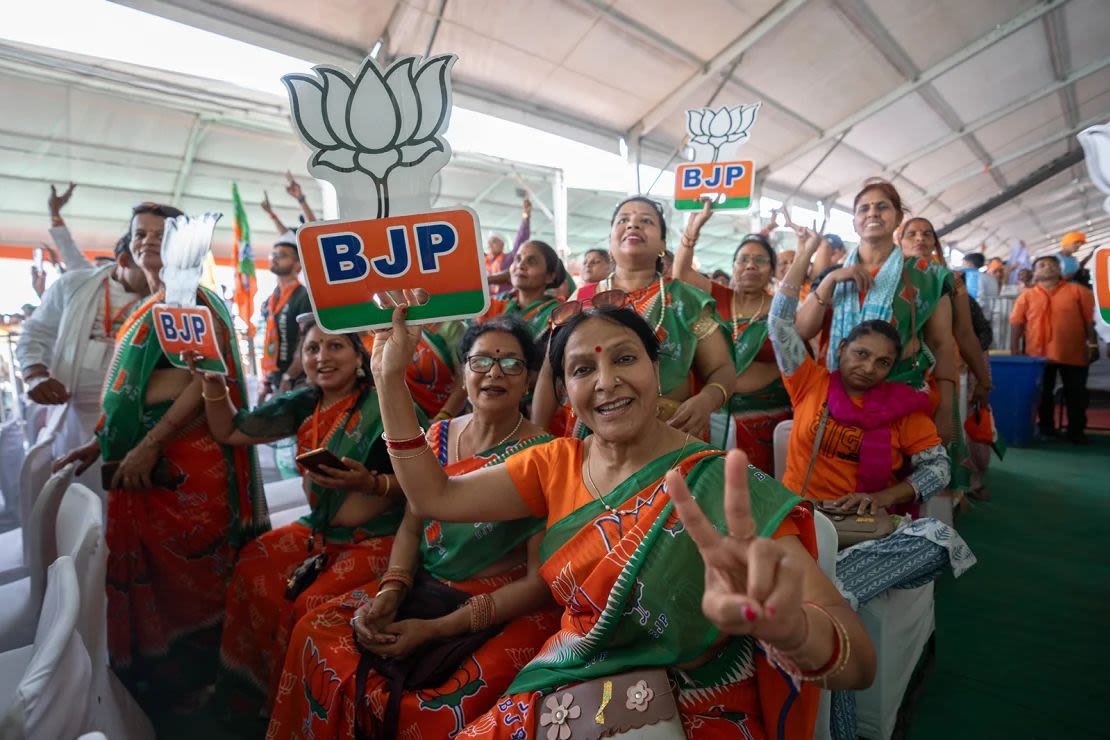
[16,233,150,491]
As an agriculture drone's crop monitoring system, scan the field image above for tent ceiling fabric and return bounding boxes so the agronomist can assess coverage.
[3,0,1109,270]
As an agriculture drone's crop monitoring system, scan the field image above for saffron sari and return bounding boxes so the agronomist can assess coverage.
[215,386,406,720]
[100,287,267,697]
[267,424,561,740]
[407,327,459,417]
[460,439,819,739]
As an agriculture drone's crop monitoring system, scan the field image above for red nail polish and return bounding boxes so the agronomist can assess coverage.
[743,606,758,622]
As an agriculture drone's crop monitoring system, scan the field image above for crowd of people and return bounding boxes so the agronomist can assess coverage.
[7,171,1101,739]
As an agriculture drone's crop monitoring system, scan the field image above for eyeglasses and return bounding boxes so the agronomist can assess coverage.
[466,354,527,376]
[736,254,771,267]
[548,289,632,328]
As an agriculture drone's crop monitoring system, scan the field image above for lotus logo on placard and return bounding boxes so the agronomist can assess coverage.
[676,102,760,211]
[283,55,455,220]
[687,103,760,163]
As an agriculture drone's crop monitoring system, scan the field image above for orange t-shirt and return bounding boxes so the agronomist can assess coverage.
[1009,282,1094,366]
[505,437,803,539]
[781,357,941,500]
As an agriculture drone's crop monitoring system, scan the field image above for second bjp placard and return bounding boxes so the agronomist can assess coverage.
[297,207,487,332]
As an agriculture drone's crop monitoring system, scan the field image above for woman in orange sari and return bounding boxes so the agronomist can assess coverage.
[370,295,875,739]
[57,204,268,711]
[268,316,560,739]
[200,316,412,727]
[481,239,566,339]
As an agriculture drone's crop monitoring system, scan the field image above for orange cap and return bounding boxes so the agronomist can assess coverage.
[1061,231,1086,248]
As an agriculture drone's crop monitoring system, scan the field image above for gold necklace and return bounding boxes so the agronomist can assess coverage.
[454,413,523,463]
[583,432,693,529]
[729,290,767,340]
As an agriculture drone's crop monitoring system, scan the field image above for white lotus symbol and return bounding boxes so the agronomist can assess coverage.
[687,103,761,162]
[161,212,221,308]
[282,54,456,218]
[1077,122,1110,214]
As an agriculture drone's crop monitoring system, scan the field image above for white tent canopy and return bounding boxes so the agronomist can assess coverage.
[2,0,1108,271]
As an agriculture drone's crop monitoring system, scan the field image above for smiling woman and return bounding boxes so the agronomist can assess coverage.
[366,299,875,739]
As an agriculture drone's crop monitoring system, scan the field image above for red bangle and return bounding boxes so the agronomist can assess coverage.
[382,429,426,450]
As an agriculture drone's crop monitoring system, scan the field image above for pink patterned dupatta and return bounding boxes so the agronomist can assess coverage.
[826,371,931,494]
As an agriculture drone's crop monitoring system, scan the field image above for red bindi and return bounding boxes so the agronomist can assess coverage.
[594,345,602,353]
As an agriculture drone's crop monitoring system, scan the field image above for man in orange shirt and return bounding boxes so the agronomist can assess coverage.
[1010,255,1098,444]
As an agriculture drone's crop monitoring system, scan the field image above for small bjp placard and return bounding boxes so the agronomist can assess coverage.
[152,305,228,374]
[1094,246,1110,328]
[297,208,488,332]
[674,103,760,211]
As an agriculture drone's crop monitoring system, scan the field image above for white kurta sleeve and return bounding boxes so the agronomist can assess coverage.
[49,225,94,271]
[15,273,72,372]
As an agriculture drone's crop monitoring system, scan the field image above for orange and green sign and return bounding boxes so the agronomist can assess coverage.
[297,208,487,332]
[1094,246,1110,328]
[152,304,228,374]
[674,161,753,210]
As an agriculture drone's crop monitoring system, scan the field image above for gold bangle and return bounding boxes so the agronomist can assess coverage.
[375,584,405,599]
[813,291,827,307]
[386,445,431,460]
[380,474,392,497]
[202,387,229,402]
[704,382,731,407]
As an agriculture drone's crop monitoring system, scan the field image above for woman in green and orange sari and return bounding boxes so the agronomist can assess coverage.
[675,203,792,473]
[481,240,566,339]
[533,197,737,440]
[268,316,560,739]
[199,316,415,726]
[58,204,268,709]
[371,297,875,739]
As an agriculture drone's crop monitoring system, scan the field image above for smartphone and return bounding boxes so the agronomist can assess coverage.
[33,246,44,272]
[295,448,350,474]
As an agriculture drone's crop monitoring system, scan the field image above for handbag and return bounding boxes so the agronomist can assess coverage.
[800,404,896,549]
[534,669,685,740]
[284,551,328,601]
[353,570,502,739]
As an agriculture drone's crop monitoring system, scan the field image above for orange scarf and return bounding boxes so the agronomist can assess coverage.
[261,282,299,373]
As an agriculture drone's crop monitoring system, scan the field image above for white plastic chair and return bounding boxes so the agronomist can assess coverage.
[0,556,92,740]
[772,419,792,481]
[0,418,24,522]
[19,419,64,562]
[0,464,77,652]
[59,484,154,740]
[264,476,307,516]
[854,583,935,740]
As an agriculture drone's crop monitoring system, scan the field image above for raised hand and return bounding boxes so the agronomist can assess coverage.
[285,171,304,201]
[522,196,532,219]
[666,450,807,647]
[369,293,423,380]
[49,183,76,217]
[684,198,713,244]
[261,190,274,214]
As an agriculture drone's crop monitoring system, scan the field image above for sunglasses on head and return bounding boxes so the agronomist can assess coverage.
[466,354,527,376]
[548,290,633,328]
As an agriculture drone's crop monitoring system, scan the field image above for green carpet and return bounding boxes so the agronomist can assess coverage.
[909,435,1110,739]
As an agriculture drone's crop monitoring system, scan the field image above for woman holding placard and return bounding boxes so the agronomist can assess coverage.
[369,295,875,739]
[673,201,793,473]
[56,203,269,710]
[533,197,737,439]
[199,314,412,725]
[269,316,560,740]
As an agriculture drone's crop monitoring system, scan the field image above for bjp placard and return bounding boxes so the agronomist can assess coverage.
[674,161,754,210]
[297,207,488,332]
[152,304,228,374]
[1094,246,1110,328]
